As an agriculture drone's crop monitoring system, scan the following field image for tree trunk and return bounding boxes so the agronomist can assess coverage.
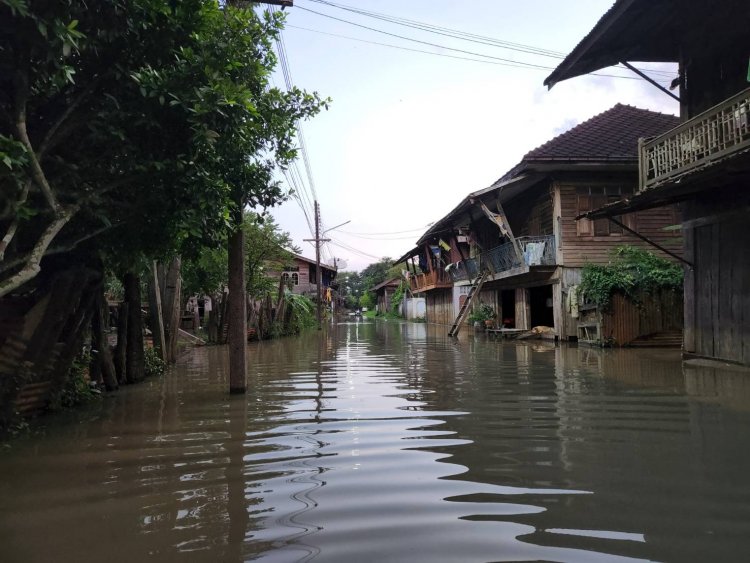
[147,261,166,362]
[228,228,246,394]
[207,293,220,343]
[124,271,144,384]
[114,302,128,385]
[92,289,118,391]
[161,257,181,363]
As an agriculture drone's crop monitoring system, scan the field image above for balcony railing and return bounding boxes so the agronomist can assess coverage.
[407,269,452,293]
[449,235,556,282]
[639,86,750,191]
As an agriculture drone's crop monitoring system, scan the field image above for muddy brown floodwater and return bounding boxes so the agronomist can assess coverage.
[3,320,750,562]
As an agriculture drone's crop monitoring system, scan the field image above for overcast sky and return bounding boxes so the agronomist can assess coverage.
[267,0,678,271]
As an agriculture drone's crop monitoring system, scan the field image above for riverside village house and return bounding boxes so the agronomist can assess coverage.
[545,0,750,366]
[398,103,683,343]
[265,253,338,302]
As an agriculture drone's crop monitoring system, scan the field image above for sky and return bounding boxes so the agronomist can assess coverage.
[266,0,679,271]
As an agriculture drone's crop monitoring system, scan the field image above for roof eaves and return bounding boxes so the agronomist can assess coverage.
[544,0,637,89]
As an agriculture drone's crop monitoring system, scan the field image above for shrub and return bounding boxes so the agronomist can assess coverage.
[144,347,166,378]
[579,246,683,309]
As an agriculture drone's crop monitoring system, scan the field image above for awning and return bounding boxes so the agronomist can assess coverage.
[545,0,748,89]
[578,149,750,220]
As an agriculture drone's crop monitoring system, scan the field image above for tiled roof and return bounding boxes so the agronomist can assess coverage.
[497,104,679,182]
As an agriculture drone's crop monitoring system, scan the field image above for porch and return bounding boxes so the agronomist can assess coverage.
[639,87,750,191]
[449,235,557,283]
[407,269,453,293]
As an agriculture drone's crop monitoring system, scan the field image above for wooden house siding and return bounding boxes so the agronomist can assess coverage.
[557,182,682,267]
[683,191,750,365]
[505,185,554,238]
[600,290,683,346]
[426,289,455,325]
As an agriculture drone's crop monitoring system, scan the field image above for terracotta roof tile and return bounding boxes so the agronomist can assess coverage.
[497,104,679,182]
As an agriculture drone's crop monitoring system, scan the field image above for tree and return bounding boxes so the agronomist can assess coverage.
[0,1,327,295]
[0,1,328,413]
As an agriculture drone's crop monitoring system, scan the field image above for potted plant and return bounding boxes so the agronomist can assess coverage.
[468,303,496,330]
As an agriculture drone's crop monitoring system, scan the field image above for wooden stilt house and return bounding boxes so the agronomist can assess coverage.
[545,0,750,365]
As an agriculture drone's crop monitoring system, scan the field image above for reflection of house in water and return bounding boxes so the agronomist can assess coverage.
[407,339,750,561]
[545,0,750,365]
[398,105,682,342]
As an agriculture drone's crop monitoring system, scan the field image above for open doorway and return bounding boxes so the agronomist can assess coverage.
[529,285,554,328]
[500,290,515,328]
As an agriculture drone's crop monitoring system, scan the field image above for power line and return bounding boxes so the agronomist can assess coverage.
[328,237,385,261]
[297,0,675,80]
[296,5,566,71]
[339,227,429,236]
[306,0,566,59]
[286,25,572,71]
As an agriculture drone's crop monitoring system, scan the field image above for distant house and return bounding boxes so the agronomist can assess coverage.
[399,104,683,342]
[372,278,401,315]
[266,253,337,301]
[545,0,750,365]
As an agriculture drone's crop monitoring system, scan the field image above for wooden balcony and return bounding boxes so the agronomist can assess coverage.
[448,235,557,282]
[407,269,452,293]
[639,87,750,191]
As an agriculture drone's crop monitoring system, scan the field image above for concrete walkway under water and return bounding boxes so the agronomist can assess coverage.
[3,320,750,562]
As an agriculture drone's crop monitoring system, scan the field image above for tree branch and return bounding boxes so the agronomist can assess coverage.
[14,65,60,212]
[38,79,99,159]
[0,178,31,261]
[0,221,120,277]
[0,205,77,298]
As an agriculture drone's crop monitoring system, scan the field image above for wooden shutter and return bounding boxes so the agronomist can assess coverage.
[592,195,609,236]
[576,195,593,236]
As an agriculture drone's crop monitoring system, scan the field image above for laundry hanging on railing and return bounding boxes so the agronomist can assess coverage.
[523,242,546,266]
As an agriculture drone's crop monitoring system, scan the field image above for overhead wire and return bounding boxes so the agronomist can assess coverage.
[295,5,569,71]
[286,25,570,71]
[270,6,323,248]
[306,0,567,58]
[297,0,675,81]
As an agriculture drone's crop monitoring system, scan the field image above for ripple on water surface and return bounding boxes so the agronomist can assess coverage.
[3,322,750,562]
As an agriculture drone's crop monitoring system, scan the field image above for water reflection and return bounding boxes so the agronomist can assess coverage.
[2,321,750,562]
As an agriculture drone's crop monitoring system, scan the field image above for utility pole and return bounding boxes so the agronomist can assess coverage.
[304,201,329,329]
[304,204,349,329]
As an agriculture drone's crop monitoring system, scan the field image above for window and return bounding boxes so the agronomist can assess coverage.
[576,186,635,236]
[282,271,299,286]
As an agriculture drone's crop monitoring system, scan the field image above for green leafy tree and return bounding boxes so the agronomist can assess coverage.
[0,1,328,296]
[182,212,299,299]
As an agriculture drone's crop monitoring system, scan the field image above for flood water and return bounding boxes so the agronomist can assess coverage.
[3,320,750,562]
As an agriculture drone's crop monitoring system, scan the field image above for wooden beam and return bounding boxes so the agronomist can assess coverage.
[474,199,524,264]
[609,217,693,268]
[621,61,680,102]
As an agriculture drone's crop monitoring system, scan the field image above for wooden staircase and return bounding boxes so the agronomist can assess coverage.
[628,330,683,348]
[448,270,489,337]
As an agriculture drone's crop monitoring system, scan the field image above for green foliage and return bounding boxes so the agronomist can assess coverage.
[49,352,97,410]
[468,302,495,323]
[144,347,166,378]
[181,212,298,299]
[338,270,363,308]
[285,291,316,333]
[104,272,124,301]
[0,1,328,296]
[359,291,375,310]
[579,246,684,309]
[389,281,407,315]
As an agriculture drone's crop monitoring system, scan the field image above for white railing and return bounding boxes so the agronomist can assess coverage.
[639,87,750,190]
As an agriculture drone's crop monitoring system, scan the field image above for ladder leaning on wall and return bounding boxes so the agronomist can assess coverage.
[448,270,489,337]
